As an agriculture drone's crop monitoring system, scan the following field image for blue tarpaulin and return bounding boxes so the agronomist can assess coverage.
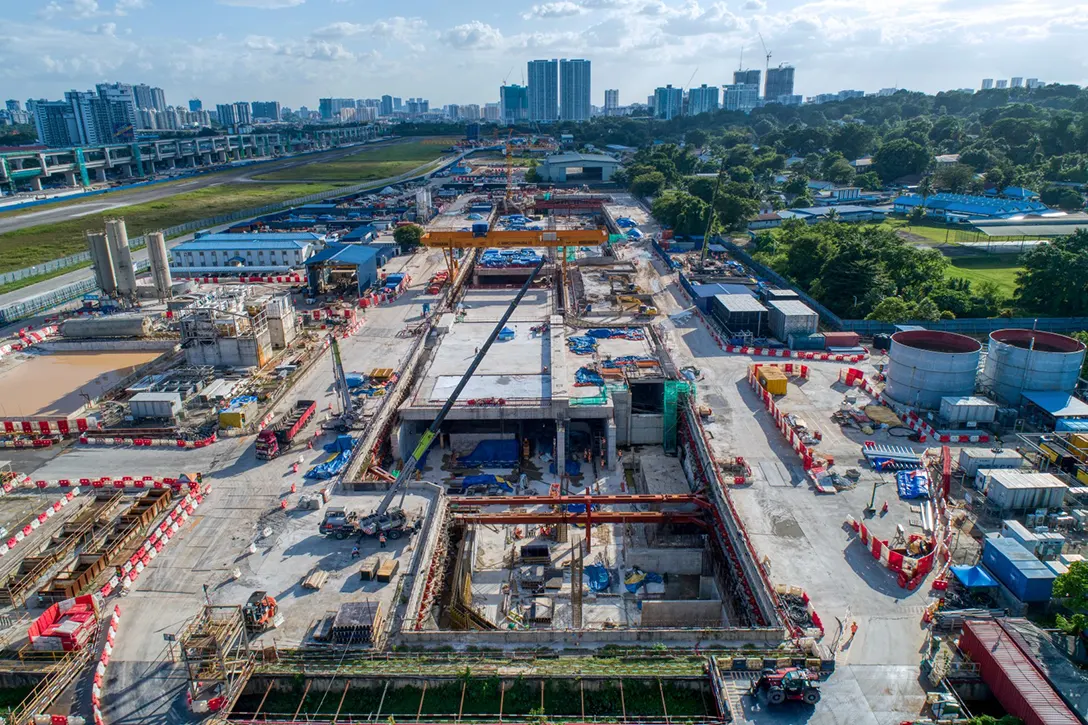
[454,474,514,493]
[567,336,597,355]
[497,326,516,341]
[459,439,519,467]
[575,367,604,386]
[565,502,600,514]
[624,570,664,593]
[549,459,583,476]
[896,469,931,499]
[584,565,612,592]
[951,565,999,588]
[586,328,645,340]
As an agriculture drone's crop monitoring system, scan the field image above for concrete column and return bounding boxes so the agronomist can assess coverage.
[122,165,133,178]
[168,158,176,169]
[606,420,617,471]
[556,421,566,481]
[96,168,108,183]
[30,176,42,191]
[64,170,78,187]
[203,153,212,166]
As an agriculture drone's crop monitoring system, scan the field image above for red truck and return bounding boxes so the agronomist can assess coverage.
[255,399,317,460]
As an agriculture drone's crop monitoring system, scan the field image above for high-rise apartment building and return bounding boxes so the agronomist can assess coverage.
[380,95,393,116]
[251,101,281,121]
[996,79,1008,89]
[215,103,237,127]
[604,89,619,115]
[1011,77,1024,88]
[500,84,529,124]
[94,83,138,135]
[559,58,591,122]
[733,69,762,92]
[721,84,760,113]
[653,85,683,120]
[981,78,994,90]
[484,103,501,121]
[1026,78,1041,89]
[6,100,22,113]
[189,98,202,112]
[527,59,559,122]
[318,98,355,120]
[687,84,719,115]
[460,104,481,121]
[33,100,81,147]
[764,66,795,103]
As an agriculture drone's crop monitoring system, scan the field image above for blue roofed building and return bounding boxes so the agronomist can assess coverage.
[170,232,322,275]
[304,243,380,295]
[341,224,377,243]
[776,205,886,224]
[893,192,1048,221]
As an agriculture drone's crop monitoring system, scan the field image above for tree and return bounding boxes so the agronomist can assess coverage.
[907,207,925,228]
[855,171,883,190]
[825,158,856,185]
[630,171,666,197]
[866,296,913,322]
[393,224,424,249]
[1053,560,1088,613]
[729,165,754,183]
[874,138,930,182]
[934,163,976,193]
[524,159,541,183]
[784,174,809,197]
[685,129,709,148]
[714,193,760,232]
[1040,185,1085,211]
[829,123,877,160]
[1016,230,1088,314]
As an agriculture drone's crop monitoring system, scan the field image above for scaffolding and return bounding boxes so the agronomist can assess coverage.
[663,381,693,454]
[178,604,254,717]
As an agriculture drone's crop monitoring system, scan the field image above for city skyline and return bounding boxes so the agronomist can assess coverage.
[1,0,1085,109]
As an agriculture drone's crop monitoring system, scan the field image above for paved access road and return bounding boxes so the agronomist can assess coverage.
[0,138,418,236]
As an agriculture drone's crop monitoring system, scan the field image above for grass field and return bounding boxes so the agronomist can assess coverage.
[0,182,339,274]
[253,137,460,182]
[943,254,1022,298]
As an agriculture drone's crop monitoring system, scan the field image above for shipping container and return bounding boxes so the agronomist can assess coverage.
[767,299,819,342]
[958,620,1079,725]
[756,366,788,396]
[787,333,825,350]
[128,392,182,421]
[1059,552,1084,566]
[959,448,1024,477]
[1045,560,1069,576]
[979,470,1068,512]
[1001,520,1038,550]
[821,331,861,348]
[940,395,999,424]
[709,294,767,335]
[981,535,1056,603]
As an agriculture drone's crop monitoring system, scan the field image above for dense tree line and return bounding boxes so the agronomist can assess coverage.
[752,220,1005,320]
[1016,230,1088,315]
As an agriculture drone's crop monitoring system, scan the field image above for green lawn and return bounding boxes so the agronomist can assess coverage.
[943,254,1023,298]
[254,137,460,182]
[0,182,340,273]
[880,218,959,244]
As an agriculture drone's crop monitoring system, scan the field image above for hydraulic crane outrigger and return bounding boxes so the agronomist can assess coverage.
[355,256,548,532]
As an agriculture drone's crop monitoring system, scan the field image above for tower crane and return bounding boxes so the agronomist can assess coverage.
[758,33,772,96]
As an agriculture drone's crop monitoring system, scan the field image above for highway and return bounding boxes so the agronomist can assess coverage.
[0,138,415,236]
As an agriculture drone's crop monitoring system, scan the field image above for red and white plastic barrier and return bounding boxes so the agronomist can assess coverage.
[747,366,825,470]
[78,433,217,448]
[775,584,824,639]
[0,489,79,556]
[98,490,205,598]
[0,324,61,364]
[2,417,96,437]
[839,367,991,444]
[176,274,303,284]
[3,474,201,496]
[91,606,121,725]
[845,495,953,589]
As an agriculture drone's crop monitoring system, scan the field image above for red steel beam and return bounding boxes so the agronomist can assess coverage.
[448,494,709,507]
[452,511,707,526]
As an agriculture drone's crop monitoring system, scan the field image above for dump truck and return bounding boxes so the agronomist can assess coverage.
[255,399,317,460]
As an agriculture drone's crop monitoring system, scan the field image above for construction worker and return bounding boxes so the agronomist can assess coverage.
[350,545,360,560]
[379,532,387,549]
[850,621,858,639]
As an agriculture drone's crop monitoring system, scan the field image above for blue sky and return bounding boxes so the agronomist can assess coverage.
[3,0,1088,109]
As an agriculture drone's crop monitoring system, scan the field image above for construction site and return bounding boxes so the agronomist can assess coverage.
[4,139,1088,725]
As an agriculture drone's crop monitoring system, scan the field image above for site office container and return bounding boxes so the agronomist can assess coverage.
[981,535,1055,603]
[939,395,999,424]
[958,620,1080,725]
[978,470,1067,512]
[821,331,861,348]
[959,448,1024,477]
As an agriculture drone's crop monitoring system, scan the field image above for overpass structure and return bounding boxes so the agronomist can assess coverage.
[0,125,374,191]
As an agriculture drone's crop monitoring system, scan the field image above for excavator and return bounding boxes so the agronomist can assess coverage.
[617,296,659,318]
[344,257,548,537]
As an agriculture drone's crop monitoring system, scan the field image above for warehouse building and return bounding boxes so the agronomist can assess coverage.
[169,233,321,275]
[893,193,1049,221]
[304,244,380,296]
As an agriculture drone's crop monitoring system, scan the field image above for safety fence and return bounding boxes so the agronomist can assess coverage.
[0,489,79,557]
[3,474,203,496]
[0,149,468,325]
[839,316,1088,336]
[845,493,953,590]
[78,433,217,449]
[746,365,828,471]
[91,605,121,725]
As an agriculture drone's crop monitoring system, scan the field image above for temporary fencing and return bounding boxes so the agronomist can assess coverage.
[746,364,826,470]
[175,273,304,284]
[3,474,202,496]
[775,584,825,639]
[98,489,205,598]
[78,433,217,448]
[838,367,991,444]
[91,606,121,725]
[0,489,80,557]
[845,495,953,590]
[0,324,59,365]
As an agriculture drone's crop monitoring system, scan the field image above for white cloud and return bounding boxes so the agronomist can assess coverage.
[217,0,304,8]
[73,0,101,17]
[522,2,586,19]
[311,21,364,38]
[38,2,64,19]
[88,22,118,36]
[114,0,147,15]
[742,0,765,8]
[441,21,503,49]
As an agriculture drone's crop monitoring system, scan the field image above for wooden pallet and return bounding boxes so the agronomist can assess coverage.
[302,568,329,590]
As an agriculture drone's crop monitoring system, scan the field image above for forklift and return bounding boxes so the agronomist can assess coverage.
[749,667,821,705]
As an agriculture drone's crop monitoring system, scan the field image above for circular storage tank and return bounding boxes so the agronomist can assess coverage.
[60,316,152,339]
[884,330,981,409]
[981,329,1086,405]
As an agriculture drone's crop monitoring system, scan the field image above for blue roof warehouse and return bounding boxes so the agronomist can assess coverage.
[893,192,1049,221]
[169,232,322,275]
[305,244,380,296]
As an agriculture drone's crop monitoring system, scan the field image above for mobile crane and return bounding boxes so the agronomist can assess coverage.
[327,257,547,540]
[328,335,356,431]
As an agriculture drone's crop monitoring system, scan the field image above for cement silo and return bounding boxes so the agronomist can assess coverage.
[884,330,982,409]
[980,329,1086,405]
[146,231,173,300]
[86,231,117,296]
[105,219,137,298]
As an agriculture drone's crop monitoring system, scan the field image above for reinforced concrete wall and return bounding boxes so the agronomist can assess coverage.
[640,601,724,628]
[630,414,663,446]
[625,548,704,576]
